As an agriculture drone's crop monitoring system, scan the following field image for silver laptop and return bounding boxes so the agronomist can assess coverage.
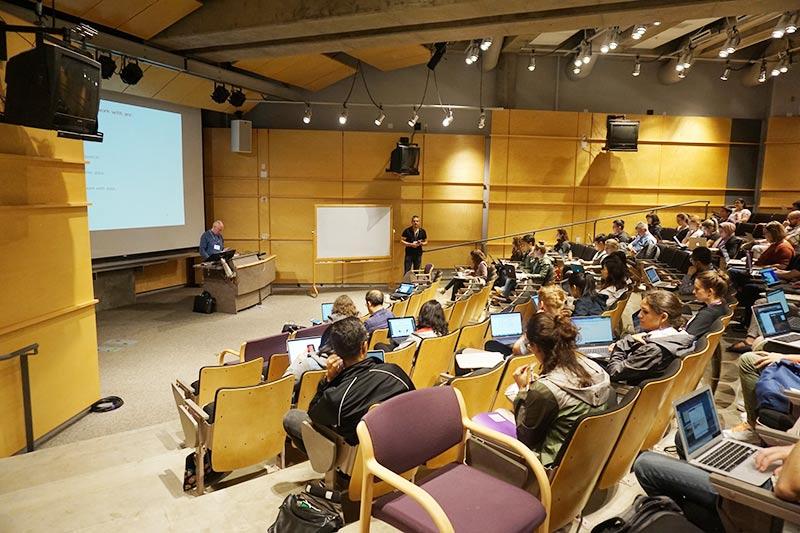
[286,336,322,363]
[753,302,800,347]
[766,289,800,330]
[572,316,615,358]
[644,266,676,289]
[675,386,773,486]
[490,312,523,346]
[388,317,416,343]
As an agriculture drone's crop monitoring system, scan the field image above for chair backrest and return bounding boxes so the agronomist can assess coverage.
[242,332,290,363]
[360,387,464,474]
[295,322,329,339]
[197,357,264,406]
[404,292,424,319]
[411,330,460,388]
[424,263,434,274]
[210,375,294,472]
[447,297,470,331]
[455,318,490,353]
[368,328,390,350]
[265,353,290,383]
[384,342,417,376]
[491,355,538,411]
[464,284,492,325]
[607,292,629,337]
[596,359,682,490]
[296,370,326,412]
[548,388,639,531]
[391,298,409,318]
[450,362,506,418]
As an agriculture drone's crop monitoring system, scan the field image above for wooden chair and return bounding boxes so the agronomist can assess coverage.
[455,319,490,353]
[217,331,290,365]
[172,357,264,447]
[514,299,535,325]
[356,387,551,533]
[409,263,435,285]
[384,342,417,376]
[265,353,290,383]
[296,370,326,412]
[295,322,329,339]
[605,292,630,337]
[404,292,425,319]
[490,355,538,412]
[390,298,409,318]
[447,296,470,331]
[450,362,506,418]
[547,388,639,531]
[184,375,294,494]
[410,330,459,389]
[368,328,389,350]
[442,304,454,323]
[595,358,682,491]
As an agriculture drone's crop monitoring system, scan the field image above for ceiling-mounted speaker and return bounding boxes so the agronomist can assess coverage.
[231,119,252,153]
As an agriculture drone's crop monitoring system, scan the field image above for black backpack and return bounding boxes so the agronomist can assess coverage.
[591,495,703,533]
[192,291,215,314]
[268,492,344,533]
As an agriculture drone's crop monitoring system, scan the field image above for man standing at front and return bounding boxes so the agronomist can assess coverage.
[199,220,224,260]
[401,215,427,273]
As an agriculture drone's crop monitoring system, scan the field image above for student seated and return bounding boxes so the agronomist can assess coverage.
[599,253,629,307]
[591,233,608,263]
[554,228,571,255]
[376,300,449,352]
[442,249,489,301]
[282,317,414,451]
[604,290,695,385]
[675,212,691,242]
[527,243,554,283]
[678,246,715,296]
[646,212,662,240]
[701,218,719,244]
[567,271,607,316]
[630,221,658,253]
[610,219,631,244]
[635,442,800,533]
[511,312,613,467]
[509,236,526,262]
[711,221,741,261]
[363,289,394,333]
[685,270,730,338]
[733,252,800,333]
[682,215,704,244]
[728,197,752,224]
[603,237,620,256]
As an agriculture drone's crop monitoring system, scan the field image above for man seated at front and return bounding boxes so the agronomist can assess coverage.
[363,289,394,333]
[282,317,414,450]
[629,221,657,253]
[199,220,224,260]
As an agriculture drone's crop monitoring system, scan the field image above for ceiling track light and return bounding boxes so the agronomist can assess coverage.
[338,106,348,125]
[477,109,486,129]
[580,40,592,64]
[527,52,536,72]
[572,64,582,75]
[408,109,419,127]
[302,104,312,124]
[632,56,641,77]
[780,54,791,74]
[228,87,246,107]
[119,59,143,85]
[442,109,454,127]
[374,107,386,126]
[465,42,479,65]
[609,27,619,50]
[759,60,767,83]
[774,12,792,38]
[479,38,493,51]
[720,62,731,81]
[678,69,686,79]
[632,23,647,39]
[787,12,798,33]
[98,53,116,79]
[211,82,231,104]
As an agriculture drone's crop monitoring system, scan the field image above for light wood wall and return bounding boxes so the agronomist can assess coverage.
[0,124,100,457]
[204,128,486,284]
[761,117,800,211]
[488,110,750,255]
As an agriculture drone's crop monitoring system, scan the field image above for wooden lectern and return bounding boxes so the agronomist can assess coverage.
[195,253,276,314]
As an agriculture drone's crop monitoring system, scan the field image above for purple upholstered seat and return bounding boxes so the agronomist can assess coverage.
[294,322,329,340]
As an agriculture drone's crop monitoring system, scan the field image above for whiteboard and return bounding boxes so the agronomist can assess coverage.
[315,205,392,260]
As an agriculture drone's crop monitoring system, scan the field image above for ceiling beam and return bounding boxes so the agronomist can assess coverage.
[616,20,683,50]
[502,34,541,53]
[696,14,782,57]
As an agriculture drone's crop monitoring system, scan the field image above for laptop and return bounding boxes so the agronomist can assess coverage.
[760,267,781,287]
[686,237,706,250]
[644,266,676,289]
[753,302,800,347]
[489,312,523,346]
[675,386,773,486]
[286,336,322,363]
[366,350,385,363]
[392,282,416,299]
[572,316,615,358]
[321,302,334,322]
[388,317,416,343]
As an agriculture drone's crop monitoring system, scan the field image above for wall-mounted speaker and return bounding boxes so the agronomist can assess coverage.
[231,119,252,153]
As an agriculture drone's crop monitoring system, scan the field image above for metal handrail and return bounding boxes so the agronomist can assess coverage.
[1,344,39,453]
[424,200,711,253]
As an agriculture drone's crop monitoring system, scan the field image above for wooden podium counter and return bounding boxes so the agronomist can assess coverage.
[195,253,276,313]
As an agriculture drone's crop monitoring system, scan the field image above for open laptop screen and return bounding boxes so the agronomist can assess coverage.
[388,317,416,339]
[287,337,322,363]
[754,302,792,337]
[571,316,614,346]
[490,312,522,338]
[321,303,334,321]
[762,268,780,287]
[644,267,660,283]
[676,388,721,456]
[397,283,415,295]
[767,289,790,313]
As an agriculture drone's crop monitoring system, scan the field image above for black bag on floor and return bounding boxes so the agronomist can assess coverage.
[268,492,344,532]
[591,495,703,533]
[193,291,215,314]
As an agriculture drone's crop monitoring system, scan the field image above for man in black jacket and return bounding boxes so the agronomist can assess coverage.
[282,316,414,451]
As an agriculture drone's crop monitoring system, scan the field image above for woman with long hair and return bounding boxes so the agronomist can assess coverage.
[599,253,629,307]
[442,249,489,300]
[675,213,691,242]
[554,228,571,255]
[685,270,730,338]
[511,312,612,466]
[568,271,608,316]
[646,212,662,240]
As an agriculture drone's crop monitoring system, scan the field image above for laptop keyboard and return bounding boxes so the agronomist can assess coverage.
[700,441,755,472]
[789,318,800,330]
[779,332,800,343]
[580,346,610,357]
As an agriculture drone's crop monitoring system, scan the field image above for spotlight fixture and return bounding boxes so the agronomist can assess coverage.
[720,62,730,81]
[442,109,454,127]
[772,63,782,77]
[427,42,447,70]
[228,87,246,107]
[573,55,583,68]
[465,42,479,65]
[302,105,312,124]
[211,83,230,104]
[580,40,592,64]
[600,34,611,54]
[780,54,791,73]
[374,108,386,126]
[527,53,536,72]
[572,65,582,75]
[678,69,686,79]
[408,110,419,127]
[774,12,792,38]
[787,12,798,33]
[98,53,116,79]
[759,60,767,83]
[653,21,662,26]
[609,27,619,50]
[338,106,348,125]
[477,109,486,129]
[719,28,740,58]
[632,56,641,77]
[479,38,493,51]
[119,59,143,85]
[675,46,693,71]
[632,24,647,39]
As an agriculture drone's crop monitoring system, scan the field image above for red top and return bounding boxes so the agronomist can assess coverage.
[756,239,795,269]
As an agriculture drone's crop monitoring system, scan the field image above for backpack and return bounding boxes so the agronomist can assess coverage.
[591,495,702,533]
[192,291,215,314]
[268,492,344,533]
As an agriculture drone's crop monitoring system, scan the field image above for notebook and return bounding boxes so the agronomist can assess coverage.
[674,386,772,486]
[572,316,615,358]
[388,317,416,342]
[490,312,523,346]
[287,336,322,363]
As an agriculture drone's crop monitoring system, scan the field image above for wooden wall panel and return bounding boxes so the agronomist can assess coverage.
[269,130,342,179]
[134,261,188,294]
[212,197,259,240]
[761,117,800,210]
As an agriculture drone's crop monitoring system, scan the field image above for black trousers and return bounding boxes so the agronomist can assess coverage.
[444,278,466,301]
[404,254,422,273]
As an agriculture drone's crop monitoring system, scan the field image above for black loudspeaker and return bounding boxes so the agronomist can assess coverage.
[388,137,420,175]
